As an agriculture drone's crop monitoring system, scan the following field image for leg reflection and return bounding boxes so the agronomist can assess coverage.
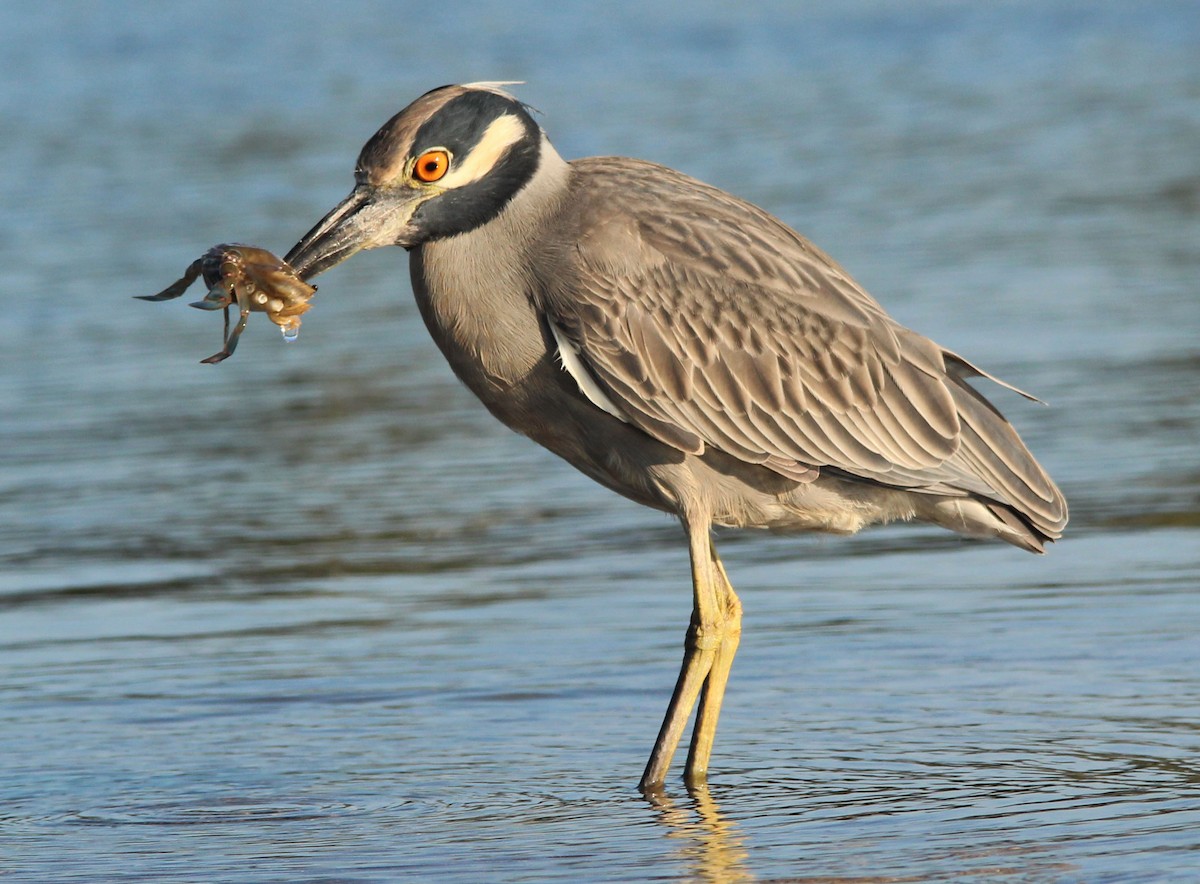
[645,784,752,883]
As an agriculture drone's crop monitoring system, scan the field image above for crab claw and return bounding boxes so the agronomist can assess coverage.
[189,284,234,311]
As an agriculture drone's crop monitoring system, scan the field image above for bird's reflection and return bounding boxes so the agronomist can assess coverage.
[645,785,754,883]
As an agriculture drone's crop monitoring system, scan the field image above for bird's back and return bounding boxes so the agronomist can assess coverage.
[537,156,1066,550]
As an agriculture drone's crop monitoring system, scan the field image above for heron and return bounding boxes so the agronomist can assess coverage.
[282,82,1067,792]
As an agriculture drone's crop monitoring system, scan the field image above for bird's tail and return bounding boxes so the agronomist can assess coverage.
[918,355,1068,553]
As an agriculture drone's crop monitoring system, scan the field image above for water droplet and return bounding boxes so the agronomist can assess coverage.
[280,323,300,343]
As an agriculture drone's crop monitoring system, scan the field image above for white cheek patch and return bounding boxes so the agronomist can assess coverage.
[440,115,528,190]
[550,322,629,422]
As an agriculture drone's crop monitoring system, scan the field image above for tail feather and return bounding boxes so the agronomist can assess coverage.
[928,361,1067,550]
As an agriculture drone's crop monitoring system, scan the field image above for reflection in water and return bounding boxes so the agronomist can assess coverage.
[647,786,753,884]
[645,783,1083,883]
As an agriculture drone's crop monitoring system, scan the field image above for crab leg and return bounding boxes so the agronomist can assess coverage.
[201,305,251,364]
[136,259,202,302]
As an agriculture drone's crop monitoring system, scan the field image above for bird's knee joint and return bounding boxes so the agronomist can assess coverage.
[686,621,726,651]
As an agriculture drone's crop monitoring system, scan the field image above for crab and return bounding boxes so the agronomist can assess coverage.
[138,244,316,364]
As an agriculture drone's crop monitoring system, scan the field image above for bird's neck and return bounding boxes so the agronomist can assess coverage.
[411,136,571,390]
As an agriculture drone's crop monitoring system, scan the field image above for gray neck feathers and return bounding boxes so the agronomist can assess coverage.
[413,136,571,387]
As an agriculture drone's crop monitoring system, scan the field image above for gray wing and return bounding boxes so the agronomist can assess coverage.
[546,157,1066,535]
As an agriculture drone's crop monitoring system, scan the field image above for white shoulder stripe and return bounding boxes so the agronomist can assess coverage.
[549,322,629,422]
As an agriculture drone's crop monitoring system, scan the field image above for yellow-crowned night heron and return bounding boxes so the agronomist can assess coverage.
[284,83,1067,792]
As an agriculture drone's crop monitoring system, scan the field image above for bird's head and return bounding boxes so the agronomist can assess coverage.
[286,82,543,278]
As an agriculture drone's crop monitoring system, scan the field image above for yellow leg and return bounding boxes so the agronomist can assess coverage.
[684,544,742,787]
[639,522,741,793]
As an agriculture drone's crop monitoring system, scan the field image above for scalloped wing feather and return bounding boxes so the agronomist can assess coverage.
[542,157,1066,536]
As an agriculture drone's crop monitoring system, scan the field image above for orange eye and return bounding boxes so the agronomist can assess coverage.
[413,149,450,183]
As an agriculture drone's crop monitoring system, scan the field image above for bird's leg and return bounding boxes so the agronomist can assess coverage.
[684,541,742,787]
[640,519,734,793]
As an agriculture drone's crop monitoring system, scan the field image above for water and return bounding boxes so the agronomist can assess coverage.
[2,1,1198,881]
